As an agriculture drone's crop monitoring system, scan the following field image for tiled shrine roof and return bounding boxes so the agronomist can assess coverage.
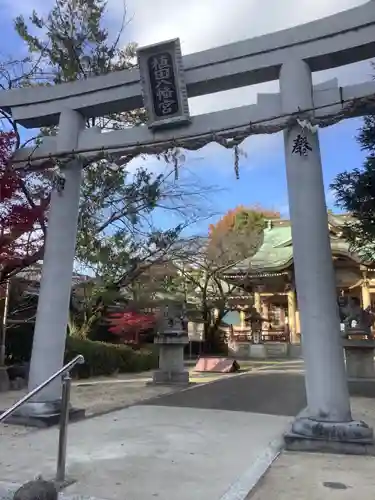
[224,213,369,276]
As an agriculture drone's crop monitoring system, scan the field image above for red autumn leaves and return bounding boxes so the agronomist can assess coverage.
[0,131,49,282]
[107,311,156,344]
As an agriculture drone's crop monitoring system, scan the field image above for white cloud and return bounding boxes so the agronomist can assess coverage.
[0,0,51,16]
[109,0,368,54]
[3,0,373,178]
[5,0,372,113]
[105,0,372,115]
[106,0,374,186]
[125,154,167,175]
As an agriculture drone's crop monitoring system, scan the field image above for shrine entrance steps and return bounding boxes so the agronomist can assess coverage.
[228,342,302,360]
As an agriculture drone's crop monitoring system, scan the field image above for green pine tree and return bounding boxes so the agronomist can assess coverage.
[14,0,196,284]
[330,111,375,258]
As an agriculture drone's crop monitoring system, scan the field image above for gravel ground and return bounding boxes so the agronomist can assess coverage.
[0,359,265,439]
[0,374,179,439]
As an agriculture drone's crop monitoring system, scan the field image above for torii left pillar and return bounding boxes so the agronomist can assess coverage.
[14,108,86,426]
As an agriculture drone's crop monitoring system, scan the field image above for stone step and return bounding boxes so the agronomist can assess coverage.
[0,481,106,500]
[264,343,289,358]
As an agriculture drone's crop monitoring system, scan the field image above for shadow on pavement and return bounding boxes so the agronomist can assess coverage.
[142,372,307,417]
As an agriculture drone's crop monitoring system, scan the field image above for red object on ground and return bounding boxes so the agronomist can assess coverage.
[194,357,240,373]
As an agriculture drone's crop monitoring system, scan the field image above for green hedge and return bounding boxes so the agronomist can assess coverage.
[5,324,34,363]
[5,326,159,378]
[65,336,158,379]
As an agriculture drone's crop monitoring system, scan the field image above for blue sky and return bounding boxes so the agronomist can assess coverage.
[0,0,372,235]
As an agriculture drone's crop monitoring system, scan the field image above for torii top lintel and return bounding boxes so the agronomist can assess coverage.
[1,0,375,129]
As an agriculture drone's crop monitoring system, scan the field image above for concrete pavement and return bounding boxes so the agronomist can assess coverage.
[247,448,375,500]
[0,368,300,500]
[2,360,375,499]
[143,371,307,416]
[0,404,291,500]
[0,366,249,435]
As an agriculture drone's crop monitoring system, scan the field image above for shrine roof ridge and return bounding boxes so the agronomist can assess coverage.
[223,213,374,274]
[1,1,375,128]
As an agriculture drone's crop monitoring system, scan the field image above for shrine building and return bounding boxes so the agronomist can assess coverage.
[220,212,375,345]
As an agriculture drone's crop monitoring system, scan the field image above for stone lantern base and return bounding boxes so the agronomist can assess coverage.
[152,332,190,386]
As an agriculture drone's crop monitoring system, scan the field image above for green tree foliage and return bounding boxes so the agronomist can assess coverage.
[14,0,210,284]
[68,281,124,338]
[15,0,143,123]
[330,113,375,258]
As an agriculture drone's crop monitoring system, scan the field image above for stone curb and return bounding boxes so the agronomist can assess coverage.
[218,435,285,500]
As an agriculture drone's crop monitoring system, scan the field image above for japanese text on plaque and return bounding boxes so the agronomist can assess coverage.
[147,52,179,118]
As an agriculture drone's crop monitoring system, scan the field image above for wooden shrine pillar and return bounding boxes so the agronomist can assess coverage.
[361,278,371,309]
[287,289,298,343]
[254,291,262,313]
[296,310,301,335]
[261,300,269,321]
[239,310,246,328]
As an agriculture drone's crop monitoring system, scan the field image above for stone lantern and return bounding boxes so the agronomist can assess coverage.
[152,302,190,385]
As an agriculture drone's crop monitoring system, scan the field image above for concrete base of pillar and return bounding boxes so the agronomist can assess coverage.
[2,400,85,428]
[152,369,190,386]
[284,416,374,455]
[0,366,10,392]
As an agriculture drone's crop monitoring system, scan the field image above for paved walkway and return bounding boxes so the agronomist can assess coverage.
[247,449,375,500]
[2,359,375,499]
[0,365,251,438]
[143,370,306,416]
[0,365,298,500]
[0,404,290,500]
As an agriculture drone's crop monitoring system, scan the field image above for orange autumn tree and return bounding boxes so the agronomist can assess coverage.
[208,205,280,267]
[173,205,281,353]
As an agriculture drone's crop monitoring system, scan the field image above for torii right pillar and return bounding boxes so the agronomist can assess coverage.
[280,59,373,453]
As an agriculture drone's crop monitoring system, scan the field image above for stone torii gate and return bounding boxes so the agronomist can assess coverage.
[2,1,375,451]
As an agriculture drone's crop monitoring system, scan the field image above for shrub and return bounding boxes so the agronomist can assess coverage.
[130,345,159,372]
[5,324,34,363]
[65,336,158,379]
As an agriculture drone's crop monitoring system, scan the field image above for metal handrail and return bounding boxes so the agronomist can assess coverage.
[0,354,84,423]
[0,354,84,485]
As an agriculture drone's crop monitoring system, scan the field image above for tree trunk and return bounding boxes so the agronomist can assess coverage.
[0,280,11,366]
[205,308,227,354]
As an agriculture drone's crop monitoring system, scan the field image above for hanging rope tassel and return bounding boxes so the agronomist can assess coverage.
[174,156,179,180]
[234,145,240,180]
